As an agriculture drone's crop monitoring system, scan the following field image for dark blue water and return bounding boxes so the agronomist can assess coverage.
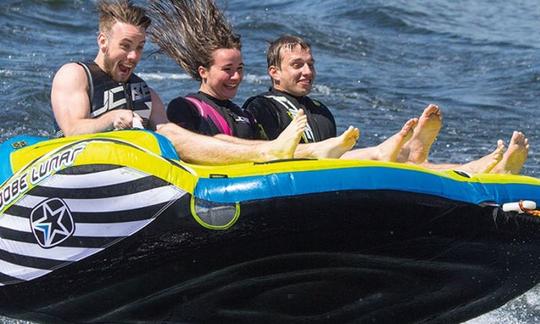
[1,0,539,322]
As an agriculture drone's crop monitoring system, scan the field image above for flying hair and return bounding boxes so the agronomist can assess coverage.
[148,0,241,81]
[97,0,151,33]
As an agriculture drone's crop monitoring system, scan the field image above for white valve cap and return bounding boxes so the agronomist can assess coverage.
[502,200,537,213]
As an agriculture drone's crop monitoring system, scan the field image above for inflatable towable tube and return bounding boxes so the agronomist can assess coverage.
[0,130,540,323]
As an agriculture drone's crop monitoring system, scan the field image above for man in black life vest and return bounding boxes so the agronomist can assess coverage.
[244,35,528,173]
[244,35,420,163]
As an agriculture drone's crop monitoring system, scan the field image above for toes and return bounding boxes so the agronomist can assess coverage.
[510,131,520,142]
[425,104,438,114]
[406,118,418,130]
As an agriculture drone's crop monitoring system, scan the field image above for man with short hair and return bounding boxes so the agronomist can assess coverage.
[244,35,528,173]
[51,0,307,165]
[244,34,421,162]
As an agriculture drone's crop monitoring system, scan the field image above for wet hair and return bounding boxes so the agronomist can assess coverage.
[267,35,312,69]
[148,0,241,81]
[97,0,151,33]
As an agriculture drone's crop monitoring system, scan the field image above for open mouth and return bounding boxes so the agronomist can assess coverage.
[118,63,133,75]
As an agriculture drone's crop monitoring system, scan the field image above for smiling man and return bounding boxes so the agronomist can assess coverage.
[243,35,422,162]
[243,35,527,172]
[51,0,165,135]
[244,35,335,143]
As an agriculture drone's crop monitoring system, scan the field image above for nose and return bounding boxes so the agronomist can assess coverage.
[127,49,140,62]
[231,70,242,81]
[301,63,313,76]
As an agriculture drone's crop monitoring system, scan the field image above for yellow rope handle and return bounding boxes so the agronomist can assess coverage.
[519,200,540,217]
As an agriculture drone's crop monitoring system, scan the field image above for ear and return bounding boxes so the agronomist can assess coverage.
[198,66,208,82]
[268,65,280,84]
[97,32,108,53]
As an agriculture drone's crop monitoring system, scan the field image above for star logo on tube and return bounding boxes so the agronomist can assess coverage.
[30,198,75,248]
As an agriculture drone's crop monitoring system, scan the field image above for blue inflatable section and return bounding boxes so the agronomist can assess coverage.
[195,166,538,206]
[150,131,179,160]
[0,135,48,185]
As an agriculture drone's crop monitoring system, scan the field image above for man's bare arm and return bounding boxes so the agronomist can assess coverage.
[51,63,135,136]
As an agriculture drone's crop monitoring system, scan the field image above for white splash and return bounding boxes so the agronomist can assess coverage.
[137,72,191,81]
[242,73,269,84]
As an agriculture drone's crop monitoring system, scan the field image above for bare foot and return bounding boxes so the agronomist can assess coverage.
[304,126,360,159]
[491,131,529,174]
[457,140,505,174]
[399,104,442,163]
[340,118,417,161]
[261,109,307,161]
[374,117,417,162]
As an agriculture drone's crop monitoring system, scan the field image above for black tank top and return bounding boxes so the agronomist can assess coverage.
[78,61,152,128]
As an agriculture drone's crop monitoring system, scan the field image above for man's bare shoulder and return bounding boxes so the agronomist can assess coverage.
[55,62,85,77]
[52,62,88,89]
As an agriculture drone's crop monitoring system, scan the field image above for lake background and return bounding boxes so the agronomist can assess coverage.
[0,0,539,322]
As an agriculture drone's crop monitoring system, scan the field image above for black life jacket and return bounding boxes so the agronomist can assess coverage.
[78,61,152,128]
[183,93,263,140]
[244,89,336,143]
